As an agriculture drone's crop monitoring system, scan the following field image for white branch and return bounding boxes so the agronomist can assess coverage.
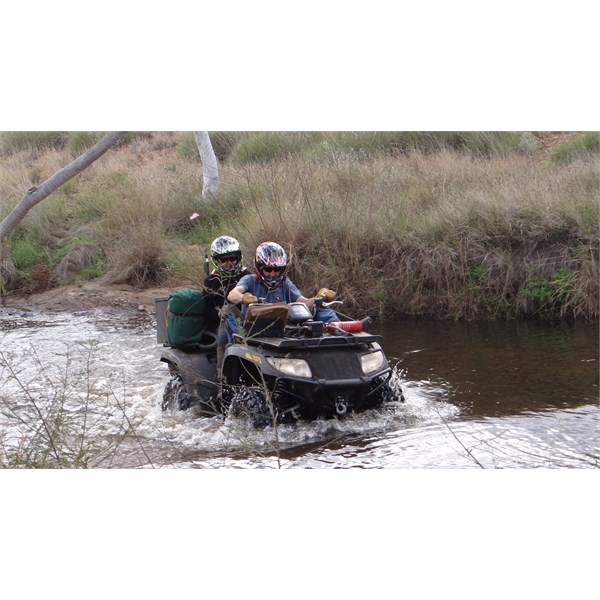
[193,131,219,201]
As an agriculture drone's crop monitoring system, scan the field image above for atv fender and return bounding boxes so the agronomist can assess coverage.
[160,347,219,400]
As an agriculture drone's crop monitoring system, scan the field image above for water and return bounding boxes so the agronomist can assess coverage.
[1,308,598,468]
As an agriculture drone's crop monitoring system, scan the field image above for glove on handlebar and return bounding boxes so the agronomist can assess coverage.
[242,292,258,305]
[316,288,336,302]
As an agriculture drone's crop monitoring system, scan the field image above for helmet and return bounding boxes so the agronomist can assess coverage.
[210,236,243,276]
[254,241,287,290]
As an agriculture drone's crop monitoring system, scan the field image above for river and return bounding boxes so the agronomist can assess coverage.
[0,307,598,469]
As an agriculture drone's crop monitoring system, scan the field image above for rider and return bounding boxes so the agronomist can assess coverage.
[227,241,338,323]
[204,235,251,372]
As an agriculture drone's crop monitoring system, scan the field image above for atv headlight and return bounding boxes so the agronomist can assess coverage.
[266,357,312,378]
[360,350,385,374]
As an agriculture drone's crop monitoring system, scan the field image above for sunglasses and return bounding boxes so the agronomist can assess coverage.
[262,266,283,275]
[217,254,239,264]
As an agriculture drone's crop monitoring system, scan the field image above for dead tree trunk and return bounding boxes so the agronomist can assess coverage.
[0,131,126,242]
[193,131,219,200]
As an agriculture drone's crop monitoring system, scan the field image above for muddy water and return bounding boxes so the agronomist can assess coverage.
[0,308,598,468]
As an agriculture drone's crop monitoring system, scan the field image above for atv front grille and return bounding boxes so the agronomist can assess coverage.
[272,378,375,421]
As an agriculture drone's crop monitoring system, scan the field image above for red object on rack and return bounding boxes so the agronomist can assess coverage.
[323,321,363,333]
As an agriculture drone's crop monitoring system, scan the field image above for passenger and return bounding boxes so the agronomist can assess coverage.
[204,235,251,372]
[227,241,338,323]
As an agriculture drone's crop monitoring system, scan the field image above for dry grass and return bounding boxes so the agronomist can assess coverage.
[211,149,598,319]
[53,243,102,285]
[1,132,598,319]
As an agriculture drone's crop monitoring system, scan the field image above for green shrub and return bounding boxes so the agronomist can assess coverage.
[437,132,525,157]
[209,131,250,162]
[79,257,106,280]
[67,131,105,155]
[51,235,98,263]
[321,131,528,157]
[64,131,143,157]
[321,131,438,155]
[524,267,574,314]
[0,131,68,154]
[550,132,600,164]
[69,169,132,225]
[224,131,530,164]
[176,131,252,162]
[10,237,45,270]
[228,132,304,164]
[467,265,485,287]
[176,133,199,160]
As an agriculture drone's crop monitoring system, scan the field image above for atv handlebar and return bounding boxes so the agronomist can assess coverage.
[314,297,343,309]
[254,297,343,309]
[321,299,343,309]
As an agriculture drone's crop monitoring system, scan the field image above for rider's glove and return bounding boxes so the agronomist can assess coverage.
[242,292,258,305]
[316,288,336,302]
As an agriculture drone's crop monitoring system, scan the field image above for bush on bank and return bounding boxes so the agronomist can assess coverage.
[0,131,598,320]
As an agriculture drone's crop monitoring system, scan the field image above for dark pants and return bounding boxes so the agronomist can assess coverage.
[216,304,243,375]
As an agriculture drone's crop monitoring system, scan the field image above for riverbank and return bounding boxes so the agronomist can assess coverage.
[0,280,170,314]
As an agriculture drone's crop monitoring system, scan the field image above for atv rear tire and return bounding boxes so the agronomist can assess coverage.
[229,388,273,429]
[162,375,194,412]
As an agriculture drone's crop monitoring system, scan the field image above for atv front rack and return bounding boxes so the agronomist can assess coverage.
[232,330,383,350]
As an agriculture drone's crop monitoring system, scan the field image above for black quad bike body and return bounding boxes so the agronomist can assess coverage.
[157,295,400,428]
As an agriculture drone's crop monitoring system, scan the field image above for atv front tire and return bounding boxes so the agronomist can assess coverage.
[372,381,405,405]
[229,388,273,429]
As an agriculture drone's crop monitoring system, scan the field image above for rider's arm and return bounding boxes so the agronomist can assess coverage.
[284,278,314,309]
[227,284,246,305]
[297,295,315,310]
[300,288,337,318]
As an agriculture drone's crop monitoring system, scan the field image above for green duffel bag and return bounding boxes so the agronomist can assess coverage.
[166,288,208,348]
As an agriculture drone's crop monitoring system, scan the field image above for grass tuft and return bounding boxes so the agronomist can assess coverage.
[0,131,68,155]
[550,132,600,164]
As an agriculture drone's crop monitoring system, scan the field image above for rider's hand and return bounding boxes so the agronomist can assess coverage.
[242,292,258,305]
[316,288,336,302]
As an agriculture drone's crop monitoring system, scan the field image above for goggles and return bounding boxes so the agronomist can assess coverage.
[262,266,284,275]
[216,254,239,264]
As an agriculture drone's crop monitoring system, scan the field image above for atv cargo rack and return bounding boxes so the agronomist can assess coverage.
[232,330,383,349]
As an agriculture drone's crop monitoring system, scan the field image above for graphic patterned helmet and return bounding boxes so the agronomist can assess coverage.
[254,241,288,290]
[210,235,243,276]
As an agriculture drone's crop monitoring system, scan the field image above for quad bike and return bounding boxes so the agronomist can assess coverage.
[156,292,402,428]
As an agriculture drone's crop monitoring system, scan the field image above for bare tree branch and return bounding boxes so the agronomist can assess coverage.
[0,131,126,241]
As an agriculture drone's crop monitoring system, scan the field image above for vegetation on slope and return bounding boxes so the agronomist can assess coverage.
[0,131,598,320]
